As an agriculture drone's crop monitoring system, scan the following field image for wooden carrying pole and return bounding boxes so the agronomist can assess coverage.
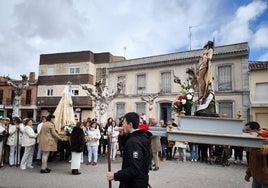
[107,125,113,188]
[0,132,6,166]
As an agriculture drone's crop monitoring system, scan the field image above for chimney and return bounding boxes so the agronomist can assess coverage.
[29,72,35,82]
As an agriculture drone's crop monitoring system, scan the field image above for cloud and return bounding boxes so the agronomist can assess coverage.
[216,0,268,45]
[259,52,268,61]
[251,26,268,49]
[13,0,84,39]
[0,0,267,79]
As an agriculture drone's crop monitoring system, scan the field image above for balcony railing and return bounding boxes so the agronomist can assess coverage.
[37,96,92,107]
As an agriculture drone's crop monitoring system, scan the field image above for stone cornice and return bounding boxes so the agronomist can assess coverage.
[108,42,249,72]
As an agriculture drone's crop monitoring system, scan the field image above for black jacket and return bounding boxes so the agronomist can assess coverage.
[70,127,85,152]
[114,129,152,188]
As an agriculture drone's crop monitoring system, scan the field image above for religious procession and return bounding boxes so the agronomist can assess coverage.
[0,41,268,188]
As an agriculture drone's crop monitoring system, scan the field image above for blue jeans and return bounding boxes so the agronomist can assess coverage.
[252,179,268,188]
[189,144,198,161]
[160,144,167,159]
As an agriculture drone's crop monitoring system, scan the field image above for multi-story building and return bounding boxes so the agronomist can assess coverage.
[36,51,125,121]
[0,72,37,119]
[108,42,250,123]
[36,42,250,124]
[248,61,268,129]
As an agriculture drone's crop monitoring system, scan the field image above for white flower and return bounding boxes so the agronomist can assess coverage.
[181,99,186,104]
[188,88,194,94]
[186,94,193,100]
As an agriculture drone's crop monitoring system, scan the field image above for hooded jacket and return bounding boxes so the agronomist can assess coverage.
[114,129,152,188]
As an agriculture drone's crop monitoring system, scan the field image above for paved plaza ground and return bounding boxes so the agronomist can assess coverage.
[0,154,251,188]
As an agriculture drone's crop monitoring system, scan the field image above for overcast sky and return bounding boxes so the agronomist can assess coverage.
[0,0,268,79]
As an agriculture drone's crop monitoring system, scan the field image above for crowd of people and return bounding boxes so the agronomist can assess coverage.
[0,114,267,187]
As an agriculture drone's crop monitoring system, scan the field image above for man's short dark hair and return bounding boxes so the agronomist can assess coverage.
[245,121,260,131]
[46,114,55,121]
[124,112,139,129]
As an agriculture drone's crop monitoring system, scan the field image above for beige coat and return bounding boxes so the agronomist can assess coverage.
[38,121,61,152]
[7,123,24,146]
[150,135,161,152]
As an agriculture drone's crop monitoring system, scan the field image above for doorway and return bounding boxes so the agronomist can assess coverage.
[160,103,172,124]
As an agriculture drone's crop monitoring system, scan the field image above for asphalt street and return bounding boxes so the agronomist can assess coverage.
[0,154,251,188]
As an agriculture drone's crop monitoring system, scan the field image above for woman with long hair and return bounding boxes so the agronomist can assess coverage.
[70,122,85,175]
[107,120,119,160]
[85,121,101,166]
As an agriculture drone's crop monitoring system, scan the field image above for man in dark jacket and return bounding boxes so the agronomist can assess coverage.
[107,112,152,188]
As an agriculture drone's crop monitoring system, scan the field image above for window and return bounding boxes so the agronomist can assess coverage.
[255,82,268,101]
[69,66,80,74]
[71,88,79,96]
[116,103,125,120]
[136,102,146,115]
[218,101,233,118]
[26,90,31,105]
[218,65,232,91]
[117,75,126,94]
[161,72,171,93]
[96,68,106,83]
[47,89,53,96]
[47,67,54,75]
[137,74,146,94]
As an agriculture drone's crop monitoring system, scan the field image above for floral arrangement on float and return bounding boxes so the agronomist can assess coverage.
[64,121,76,136]
[172,68,197,116]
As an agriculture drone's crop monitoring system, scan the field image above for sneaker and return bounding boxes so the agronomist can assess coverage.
[20,166,26,170]
[191,159,194,162]
[27,165,34,169]
[194,159,197,162]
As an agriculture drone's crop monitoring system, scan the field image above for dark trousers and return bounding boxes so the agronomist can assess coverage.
[234,146,244,160]
[59,141,71,161]
[102,139,108,155]
[198,144,209,162]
